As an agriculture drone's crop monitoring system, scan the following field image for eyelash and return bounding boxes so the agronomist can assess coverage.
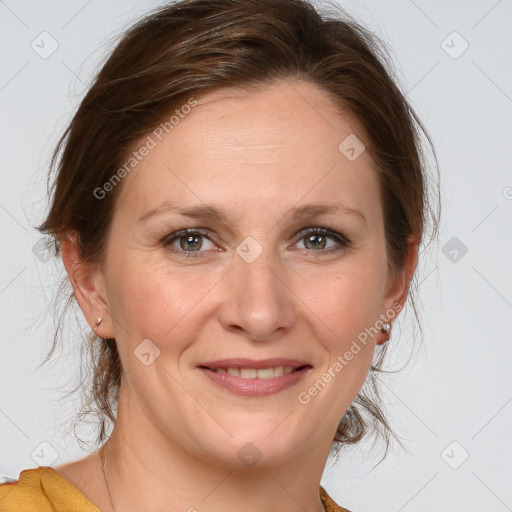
[162,227,352,259]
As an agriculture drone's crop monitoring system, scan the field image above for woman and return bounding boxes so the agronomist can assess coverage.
[0,0,439,510]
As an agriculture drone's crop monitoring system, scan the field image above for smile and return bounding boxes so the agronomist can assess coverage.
[202,366,307,379]
[198,364,312,397]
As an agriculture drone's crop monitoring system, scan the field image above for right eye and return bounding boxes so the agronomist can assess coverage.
[162,229,218,258]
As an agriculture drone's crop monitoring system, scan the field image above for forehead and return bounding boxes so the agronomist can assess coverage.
[115,80,380,222]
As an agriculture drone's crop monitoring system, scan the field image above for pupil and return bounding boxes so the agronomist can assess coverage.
[181,234,202,251]
[306,234,325,250]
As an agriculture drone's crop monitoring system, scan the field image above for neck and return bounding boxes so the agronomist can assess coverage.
[99,387,329,512]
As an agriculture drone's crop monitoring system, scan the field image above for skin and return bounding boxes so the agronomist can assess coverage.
[55,79,418,512]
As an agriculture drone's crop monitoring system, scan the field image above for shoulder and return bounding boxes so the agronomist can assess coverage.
[0,466,99,512]
[319,485,356,512]
[0,467,53,511]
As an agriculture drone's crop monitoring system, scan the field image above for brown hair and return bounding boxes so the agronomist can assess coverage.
[37,0,440,458]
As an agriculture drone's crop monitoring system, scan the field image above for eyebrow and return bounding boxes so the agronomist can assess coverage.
[137,200,366,224]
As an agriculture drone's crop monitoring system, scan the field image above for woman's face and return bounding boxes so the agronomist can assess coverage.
[83,79,409,467]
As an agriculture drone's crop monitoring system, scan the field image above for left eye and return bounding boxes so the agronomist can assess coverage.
[163,227,350,258]
[294,227,347,252]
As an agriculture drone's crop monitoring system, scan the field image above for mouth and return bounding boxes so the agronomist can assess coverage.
[196,358,313,397]
[198,365,312,379]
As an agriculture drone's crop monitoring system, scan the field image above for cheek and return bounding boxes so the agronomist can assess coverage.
[298,264,384,343]
[105,251,224,347]
[297,267,382,396]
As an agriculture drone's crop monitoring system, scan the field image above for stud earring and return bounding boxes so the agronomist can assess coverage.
[94,317,103,329]
[381,321,391,337]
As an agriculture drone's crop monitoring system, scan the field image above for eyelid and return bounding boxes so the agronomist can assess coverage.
[293,226,352,246]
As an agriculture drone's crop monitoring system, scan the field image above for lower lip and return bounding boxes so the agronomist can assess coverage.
[198,367,311,397]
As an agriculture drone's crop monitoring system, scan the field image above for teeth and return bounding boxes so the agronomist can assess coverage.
[212,366,301,378]
[240,368,258,378]
[256,368,274,379]
[274,366,284,376]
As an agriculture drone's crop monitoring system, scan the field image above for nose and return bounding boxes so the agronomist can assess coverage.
[218,242,296,342]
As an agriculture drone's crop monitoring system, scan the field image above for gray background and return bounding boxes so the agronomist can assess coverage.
[1,1,511,511]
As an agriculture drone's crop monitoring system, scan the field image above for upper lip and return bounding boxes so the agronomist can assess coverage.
[197,358,312,370]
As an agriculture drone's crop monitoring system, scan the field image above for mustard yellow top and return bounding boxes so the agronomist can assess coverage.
[0,466,351,511]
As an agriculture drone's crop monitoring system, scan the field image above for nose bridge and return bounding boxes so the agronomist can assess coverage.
[237,236,278,292]
[219,234,294,338]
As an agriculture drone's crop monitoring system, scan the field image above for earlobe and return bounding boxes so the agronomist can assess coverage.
[60,232,113,337]
[377,234,420,345]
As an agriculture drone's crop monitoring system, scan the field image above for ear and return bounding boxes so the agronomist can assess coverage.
[376,234,419,345]
[60,232,115,339]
